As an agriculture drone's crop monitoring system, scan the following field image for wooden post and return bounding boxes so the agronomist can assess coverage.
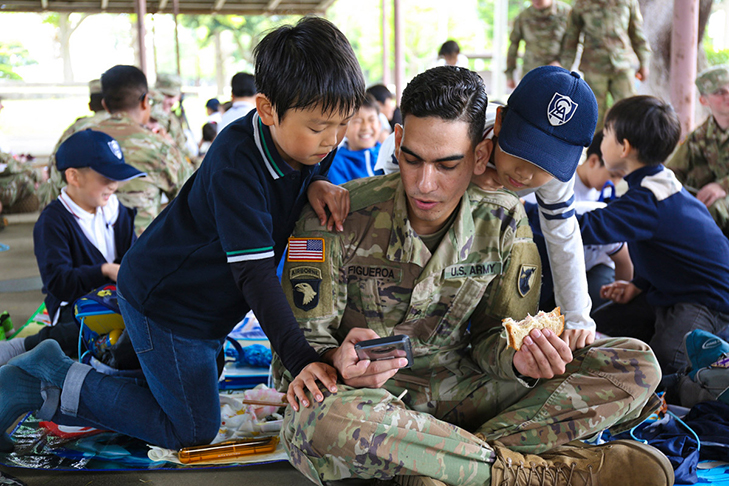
[382,0,390,86]
[670,0,700,136]
[394,0,404,104]
[173,0,181,76]
[135,0,148,75]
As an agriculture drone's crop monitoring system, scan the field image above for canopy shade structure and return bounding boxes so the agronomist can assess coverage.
[0,0,336,15]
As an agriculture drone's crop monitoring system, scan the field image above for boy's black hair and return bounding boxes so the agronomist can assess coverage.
[366,84,394,104]
[439,40,460,57]
[360,94,379,114]
[586,130,604,164]
[254,16,366,122]
[202,122,218,142]
[100,65,148,114]
[604,95,681,166]
[231,72,256,98]
[400,66,487,147]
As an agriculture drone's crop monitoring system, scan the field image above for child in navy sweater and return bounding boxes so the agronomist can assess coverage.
[0,129,143,365]
[579,95,729,374]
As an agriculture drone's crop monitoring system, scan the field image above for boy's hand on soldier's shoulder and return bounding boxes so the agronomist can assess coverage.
[600,280,641,305]
[101,263,120,282]
[471,167,503,191]
[561,328,595,351]
[307,180,350,232]
[286,362,339,412]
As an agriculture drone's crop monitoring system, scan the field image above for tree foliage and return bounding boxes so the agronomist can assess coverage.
[0,42,37,80]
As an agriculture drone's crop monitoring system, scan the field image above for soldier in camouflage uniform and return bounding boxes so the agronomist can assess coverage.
[505,0,571,89]
[39,79,110,207]
[278,67,670,486]
[666,65,729,236]
[155,73,199,166]
[560,0,651,131]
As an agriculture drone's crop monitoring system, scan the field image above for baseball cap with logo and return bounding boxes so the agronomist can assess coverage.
[56,129,147,182]
[695,65,729,95]
[499,66,598,183]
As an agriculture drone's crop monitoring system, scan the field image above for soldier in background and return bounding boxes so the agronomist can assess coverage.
[505,0,571,89]
[0,153,40,229]
[667,65,729,236]
[39,79,110,207]
[560,0,651,130]
[155,73,199,165]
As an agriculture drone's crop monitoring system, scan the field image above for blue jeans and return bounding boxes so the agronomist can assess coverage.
[51,292,225,449]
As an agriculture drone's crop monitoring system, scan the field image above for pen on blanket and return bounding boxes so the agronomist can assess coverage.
[178,436,280,464]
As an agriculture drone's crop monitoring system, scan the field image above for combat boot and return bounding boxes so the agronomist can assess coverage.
[490,439,674,486]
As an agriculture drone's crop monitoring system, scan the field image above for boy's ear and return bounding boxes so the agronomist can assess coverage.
[256,94,276,126]
[620,138,634,158]
[473,138,493,176]
[586,153,602,167]
[65,168,82,187]
[493,106,504,138]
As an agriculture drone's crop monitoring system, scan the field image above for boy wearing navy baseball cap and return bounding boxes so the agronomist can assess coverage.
[0,129,145,367]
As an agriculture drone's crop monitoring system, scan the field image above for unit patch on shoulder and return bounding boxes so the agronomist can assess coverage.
[287,238,325,262]
[290,266,322,311]
[518,264,537,297]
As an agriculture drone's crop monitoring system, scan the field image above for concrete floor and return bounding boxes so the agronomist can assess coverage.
[0,215,310,485]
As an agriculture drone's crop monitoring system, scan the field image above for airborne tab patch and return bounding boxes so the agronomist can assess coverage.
[518,264,537,297]
[288,238,325,262]
[290,266,322,311]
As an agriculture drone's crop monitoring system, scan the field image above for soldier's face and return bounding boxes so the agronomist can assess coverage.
[395,116,487,236]
[701,84,729,119]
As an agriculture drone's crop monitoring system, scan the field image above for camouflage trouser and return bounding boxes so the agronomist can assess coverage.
[709,196,729,236]
[281,337,660,485]
[583,70,636,131]
[0,173,36,209]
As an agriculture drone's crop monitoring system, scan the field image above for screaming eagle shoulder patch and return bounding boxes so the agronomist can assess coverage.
[518,264,537,297]
[290,266,322,311]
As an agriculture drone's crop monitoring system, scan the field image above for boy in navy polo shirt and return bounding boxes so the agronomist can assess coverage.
[0,129,143,366]
[0,17,365,452]
[580,95,729,375]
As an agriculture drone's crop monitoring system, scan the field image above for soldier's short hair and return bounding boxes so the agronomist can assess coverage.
[231,72,256,98]
[101,65,148,114]
[254,16,366,122]
[604,95,681,166]
[400,66,488,147]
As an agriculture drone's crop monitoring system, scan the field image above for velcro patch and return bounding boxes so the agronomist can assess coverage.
[287,238,325,262]
[444,262,502,279]
[518,264,537,297]
[346,265,402,282]
[290,266,322,311]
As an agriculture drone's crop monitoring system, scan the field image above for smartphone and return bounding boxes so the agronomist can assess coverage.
[354,335,413,368]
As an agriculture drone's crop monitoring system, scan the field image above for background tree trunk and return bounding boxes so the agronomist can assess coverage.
[637,0,714,125]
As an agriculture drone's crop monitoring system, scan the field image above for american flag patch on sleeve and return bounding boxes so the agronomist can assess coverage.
[287,238,325,262]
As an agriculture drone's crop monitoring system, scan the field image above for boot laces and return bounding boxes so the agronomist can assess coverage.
[499,457,595,486]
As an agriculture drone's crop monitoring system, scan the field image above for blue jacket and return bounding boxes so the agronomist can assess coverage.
[327,142,382,186]
[579,164,729,313]
[33,199,136,320]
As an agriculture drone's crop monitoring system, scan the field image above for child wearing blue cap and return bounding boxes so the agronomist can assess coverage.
[0,129,145,366]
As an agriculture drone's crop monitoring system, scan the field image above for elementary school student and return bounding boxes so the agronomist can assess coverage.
[580,95,729,374]
[327,94,384,185]
[376,65,600,351]
[0,17,365,452]
[0,129,143,366]
[524,130,632,310]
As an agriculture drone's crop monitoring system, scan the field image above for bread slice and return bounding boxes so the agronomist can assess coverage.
[502,307,565,350]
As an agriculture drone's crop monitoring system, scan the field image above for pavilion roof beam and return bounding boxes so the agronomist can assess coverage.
[212,0,226,12]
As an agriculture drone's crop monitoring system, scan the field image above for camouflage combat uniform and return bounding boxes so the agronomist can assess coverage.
[278,173,661,485]
[38,111,110,207]
[505,1,571,82]
[667,116,729,233]
[560,0,651,130]
[42,113,192,235]
[0,152,39,209]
